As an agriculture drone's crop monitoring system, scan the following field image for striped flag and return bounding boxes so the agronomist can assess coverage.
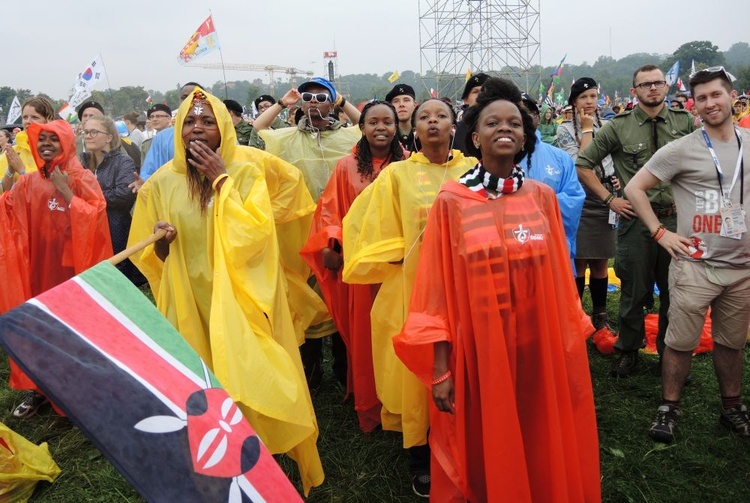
[0,262,301,503]
[179,15,220,64]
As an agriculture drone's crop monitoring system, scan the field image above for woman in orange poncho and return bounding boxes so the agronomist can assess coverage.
[301,101,405,432]
[0,120,112,418]
[394,78,600,502]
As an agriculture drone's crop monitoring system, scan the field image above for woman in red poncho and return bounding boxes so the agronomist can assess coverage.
[300,101,405,432]
[394,78,600,502]
[0,120,112,418]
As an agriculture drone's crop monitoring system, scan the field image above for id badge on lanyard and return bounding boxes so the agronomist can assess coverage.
[702,128,746,239]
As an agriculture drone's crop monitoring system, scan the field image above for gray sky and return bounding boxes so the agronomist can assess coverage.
[4,0,744,100]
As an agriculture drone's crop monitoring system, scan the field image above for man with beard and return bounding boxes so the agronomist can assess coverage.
[576,64,694,377]
[626,67,750,442]
[128,87,324,495]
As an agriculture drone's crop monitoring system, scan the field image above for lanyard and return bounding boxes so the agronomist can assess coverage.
[701,127,744,206]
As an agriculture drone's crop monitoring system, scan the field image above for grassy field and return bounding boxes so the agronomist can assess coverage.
[1,291,750,502]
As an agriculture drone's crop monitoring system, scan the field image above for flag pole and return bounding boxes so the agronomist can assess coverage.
[98,53,116,116]
[210,10,228,99]
[109,229,167,266]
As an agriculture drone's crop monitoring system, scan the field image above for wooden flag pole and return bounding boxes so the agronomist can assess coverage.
[108,229,167,266]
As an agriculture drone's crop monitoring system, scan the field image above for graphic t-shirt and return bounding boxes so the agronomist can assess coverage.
[645,128,750,268]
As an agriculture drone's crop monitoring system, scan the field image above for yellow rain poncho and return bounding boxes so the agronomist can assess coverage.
[128,88,323,495]
[0,132,38,192]
[342,150,476,448]
[260,117,361,338]
[235,146,329,343]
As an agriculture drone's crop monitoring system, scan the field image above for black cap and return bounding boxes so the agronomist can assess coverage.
[385,84,416,102]
[520,92,539,113]
[461,73,490,100]
[254,95,275,109]
[568,77,598,106]
[223,99,243,116]
[147,103,172,118]
[76,101,104,120]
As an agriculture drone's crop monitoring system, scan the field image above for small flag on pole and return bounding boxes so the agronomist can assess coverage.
[465,69,473,82]
[550,55,567,78]
[665,61,680,87]
[387,71,400,83]
[179,15,220,65]
[146,95,153,104]
[430,88,437,98]
[6,95,21,124]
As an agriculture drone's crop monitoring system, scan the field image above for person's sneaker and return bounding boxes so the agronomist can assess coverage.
[609,351,638,378]
[12,391,49,419]
[412,473,430,498]
[649,405,680,443]
[719,404,750,437]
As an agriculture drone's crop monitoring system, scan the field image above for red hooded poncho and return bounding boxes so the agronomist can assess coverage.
[1,120,112,390]
[394,180,600,502]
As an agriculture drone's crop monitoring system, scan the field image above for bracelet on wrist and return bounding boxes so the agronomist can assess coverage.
[651,224,666,239]
[654,227,667,242]
[431,370,452,386]
[277,101,287,110]
[212,173,229,190]
[581,128,594,134]
[603,194,615,205]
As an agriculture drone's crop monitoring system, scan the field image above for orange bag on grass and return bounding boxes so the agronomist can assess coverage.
[0,422,61,502]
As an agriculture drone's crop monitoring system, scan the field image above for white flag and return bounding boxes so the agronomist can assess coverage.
[6,95,21,124]
[75,54,105,92]
[68,88,93,111]
[691,59,696,77]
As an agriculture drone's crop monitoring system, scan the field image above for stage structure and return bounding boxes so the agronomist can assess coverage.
[418,0,542,102]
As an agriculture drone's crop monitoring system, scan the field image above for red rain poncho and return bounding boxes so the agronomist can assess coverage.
[394,180,600,502]
[300,151,390,432]
[1,120,112,390]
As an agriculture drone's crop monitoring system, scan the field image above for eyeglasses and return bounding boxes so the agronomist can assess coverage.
[301,92,331,103]
[689,65,737,83]
[149,113,171,119]
[82,129,107,138]
[634,80,667,90]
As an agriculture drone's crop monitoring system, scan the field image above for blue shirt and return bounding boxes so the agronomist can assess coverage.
[140,127,175,180]
[520,131,585,266]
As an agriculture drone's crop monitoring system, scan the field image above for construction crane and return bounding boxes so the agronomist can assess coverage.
[187,63,313,95]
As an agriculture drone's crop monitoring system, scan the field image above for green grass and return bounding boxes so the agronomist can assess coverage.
[1,289,750,502]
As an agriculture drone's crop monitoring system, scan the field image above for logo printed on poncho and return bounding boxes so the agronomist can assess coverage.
[513,224,543,244]
[48,198,66,212]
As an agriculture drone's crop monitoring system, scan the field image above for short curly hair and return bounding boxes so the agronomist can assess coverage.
[461,77,536,165]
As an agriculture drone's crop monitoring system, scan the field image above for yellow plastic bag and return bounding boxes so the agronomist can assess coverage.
[0,422,61,502]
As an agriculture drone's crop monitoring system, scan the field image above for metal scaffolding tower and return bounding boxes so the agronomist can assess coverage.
[418,0,541,101]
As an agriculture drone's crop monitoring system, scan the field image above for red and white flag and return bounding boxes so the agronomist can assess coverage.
[179,15,220,64]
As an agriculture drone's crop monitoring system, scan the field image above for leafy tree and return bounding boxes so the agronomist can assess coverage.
[724,42,750,71]
[665,41,725,74]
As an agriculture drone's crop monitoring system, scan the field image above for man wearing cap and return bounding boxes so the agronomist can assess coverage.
[519,92,585,265]
[248,95,289,150]
[386,84,418,152]
[454,72,490,155]
[223,99,253,146]
[139,103,173,181]
[253,77,362,388]
[576,64,694,378]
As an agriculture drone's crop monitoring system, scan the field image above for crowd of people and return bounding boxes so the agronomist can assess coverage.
[0,63,749,502]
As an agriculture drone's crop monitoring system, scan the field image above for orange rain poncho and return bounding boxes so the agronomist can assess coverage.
[128,88,323,495]
[300,151,392,432]
[0,120,112,391]
[394,180,600,502]
[342,150,476,448]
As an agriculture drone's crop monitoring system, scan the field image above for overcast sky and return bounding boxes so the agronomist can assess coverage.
[4,0,743,100]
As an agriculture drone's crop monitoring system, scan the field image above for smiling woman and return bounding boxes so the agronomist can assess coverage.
[394,77,600,502]
[1,119,112,419]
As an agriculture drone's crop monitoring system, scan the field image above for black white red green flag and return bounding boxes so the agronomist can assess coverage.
[0,261,301,503]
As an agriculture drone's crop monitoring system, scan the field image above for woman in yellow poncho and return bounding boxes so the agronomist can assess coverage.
[1,97,56,193]
[127,87,323,495]
[342,99,476,497]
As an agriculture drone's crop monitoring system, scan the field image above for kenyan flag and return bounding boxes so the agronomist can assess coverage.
[0,262,301,503]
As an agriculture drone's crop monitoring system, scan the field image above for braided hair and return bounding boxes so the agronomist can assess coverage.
[462,77,536,166]
[571,108,602,145]
[355,101,405,179]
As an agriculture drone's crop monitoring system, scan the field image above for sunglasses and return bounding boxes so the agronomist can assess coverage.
[689,65,737,83]
[301,92,331,103]
[634,80,667,90]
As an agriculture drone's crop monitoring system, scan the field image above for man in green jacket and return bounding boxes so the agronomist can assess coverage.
[576,64,694,377]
